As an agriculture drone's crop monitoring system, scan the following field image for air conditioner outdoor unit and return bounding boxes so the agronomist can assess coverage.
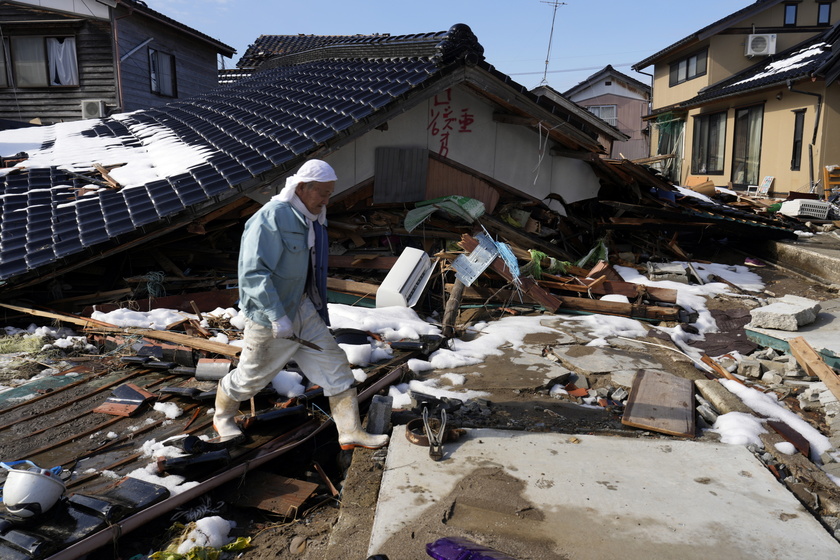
[81,99,107,119]
[745,34,777,57]
[376,247,436,308]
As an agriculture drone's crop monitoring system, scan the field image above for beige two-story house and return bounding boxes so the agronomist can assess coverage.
[633,0,840,197]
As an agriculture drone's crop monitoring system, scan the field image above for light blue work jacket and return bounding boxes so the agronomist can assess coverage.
[237,199,330,328]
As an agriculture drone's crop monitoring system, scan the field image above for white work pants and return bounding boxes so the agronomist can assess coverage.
[220,298,354,400]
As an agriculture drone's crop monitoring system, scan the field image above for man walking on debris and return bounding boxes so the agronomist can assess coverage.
[213,159,389,450]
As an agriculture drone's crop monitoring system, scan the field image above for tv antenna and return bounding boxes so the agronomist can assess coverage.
[540,0,567,85]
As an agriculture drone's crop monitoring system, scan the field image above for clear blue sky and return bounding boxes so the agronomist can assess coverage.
[144,0,749,93]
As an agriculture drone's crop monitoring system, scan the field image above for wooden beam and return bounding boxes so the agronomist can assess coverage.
[87,326,241,356]
[492,112,537,126]
[0,303,118,328]
[329,255,399,269]
[789,337,840,402]
[326,277,379,298]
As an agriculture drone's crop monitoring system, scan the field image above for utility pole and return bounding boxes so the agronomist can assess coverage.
[540,0,567,85]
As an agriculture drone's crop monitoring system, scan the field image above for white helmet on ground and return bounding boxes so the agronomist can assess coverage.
[2,467,66,518]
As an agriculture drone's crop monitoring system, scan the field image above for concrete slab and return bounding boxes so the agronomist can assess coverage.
[552,345,661,374]
[368,428,840,560]
[746,298,840,368]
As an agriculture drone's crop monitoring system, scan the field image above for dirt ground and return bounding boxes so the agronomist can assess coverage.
[3,245,839,560]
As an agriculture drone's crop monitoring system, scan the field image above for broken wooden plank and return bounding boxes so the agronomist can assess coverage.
[224,470,318,516]
[94,163,120,189]
[700,354,742,383]
[553,295,682,322]
[622,370,695,437]
[326,277,379,298]
[587,261,624,282]
[86,326,241,356]
[789,336,840,402]
[0,302,118,328]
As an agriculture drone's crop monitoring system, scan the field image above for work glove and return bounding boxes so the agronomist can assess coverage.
[271,316,293,339]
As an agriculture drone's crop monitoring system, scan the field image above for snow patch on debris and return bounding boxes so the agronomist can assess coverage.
[720,378,832,463]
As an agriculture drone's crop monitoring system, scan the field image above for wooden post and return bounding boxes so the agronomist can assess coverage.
[442,279,466,338]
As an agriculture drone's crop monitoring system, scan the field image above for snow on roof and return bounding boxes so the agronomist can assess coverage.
[730,42,828,87]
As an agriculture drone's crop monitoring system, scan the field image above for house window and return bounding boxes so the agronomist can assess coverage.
[6,36,78,87]
[791,109,806,171]
[732,105,764,186]
[669,48,707,86]
[784,3,798,26]
[149,48,176,97]
[818,2,832,25]
[691,111,726,175]
[587,105,617,126]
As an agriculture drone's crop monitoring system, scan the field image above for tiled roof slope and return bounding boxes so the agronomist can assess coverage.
[1,24,594,288]
[682,21,840,106]
[237,34,389,69]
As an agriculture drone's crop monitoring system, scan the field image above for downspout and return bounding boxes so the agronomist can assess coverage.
[787,79,822,192]
[110,9,123,112]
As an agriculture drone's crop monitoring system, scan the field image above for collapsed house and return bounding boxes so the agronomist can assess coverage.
[2,21,840,560]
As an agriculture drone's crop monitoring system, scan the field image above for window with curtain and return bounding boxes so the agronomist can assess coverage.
[587,105,617,126]
[791,109,806,171]
[731,105,764,186]
[691,111,726,175]
[149,48,176,97]
[7,35,77,87]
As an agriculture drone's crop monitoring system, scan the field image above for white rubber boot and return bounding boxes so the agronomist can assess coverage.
[329,388,389,450]
[213,388,243,442]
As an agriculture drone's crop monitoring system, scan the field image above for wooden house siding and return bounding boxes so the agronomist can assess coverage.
[0,3,116,123]
[115,9,221,113]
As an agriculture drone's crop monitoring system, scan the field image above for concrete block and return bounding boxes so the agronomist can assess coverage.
[695,379,752,414]
[737,359,763,379]
[761,371,783,385]
[799,396,823,412]
[749,297,821,331]
[751,347,780,361]
[367,394,393,435]
[758,359,785,374]
[822,462,840,478]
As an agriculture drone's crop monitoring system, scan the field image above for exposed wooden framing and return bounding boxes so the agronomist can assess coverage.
[480,214,574,261]
[631,154,675,164]
[464,67,603,152]
[94,163,120,189]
